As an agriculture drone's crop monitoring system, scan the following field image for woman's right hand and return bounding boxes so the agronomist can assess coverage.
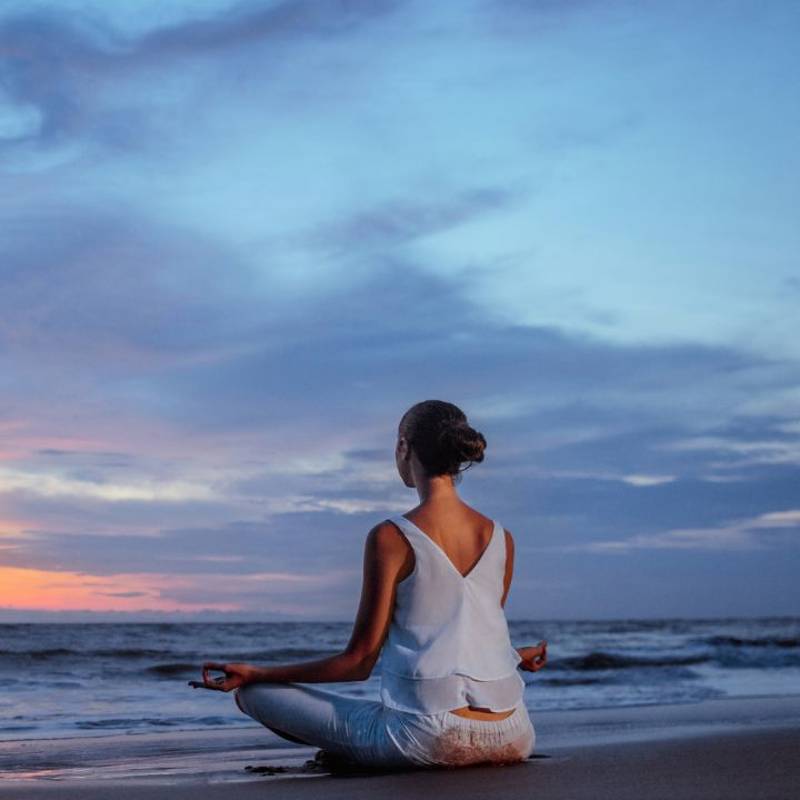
[188,661,260,692]
[518,640,547,672]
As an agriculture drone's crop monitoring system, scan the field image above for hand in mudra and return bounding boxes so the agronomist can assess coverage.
[518,640,547,672]
[188,661,258,692]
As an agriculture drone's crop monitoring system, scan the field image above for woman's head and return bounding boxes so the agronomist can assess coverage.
[397,400,487,485]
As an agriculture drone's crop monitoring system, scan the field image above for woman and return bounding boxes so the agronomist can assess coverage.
[190,400,548,771]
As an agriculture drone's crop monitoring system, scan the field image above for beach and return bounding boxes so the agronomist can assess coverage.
[2,694,798,799]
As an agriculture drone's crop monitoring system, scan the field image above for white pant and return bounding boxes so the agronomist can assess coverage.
[235,682,535,770]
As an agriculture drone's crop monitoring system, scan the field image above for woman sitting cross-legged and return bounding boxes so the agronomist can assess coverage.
[190,399,548,771]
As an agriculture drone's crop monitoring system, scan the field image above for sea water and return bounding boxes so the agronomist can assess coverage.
[1,617,798,739]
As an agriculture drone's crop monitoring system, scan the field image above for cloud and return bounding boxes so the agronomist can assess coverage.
[138,0,404,54]
[524,467,676,487]
[0,512,374,576]
[0,0,403,158]
[0,466,219,502]
[291,186,525,255]
[559,509,800,553]
[662,434,800,470]
[619,474,675,486]
[0,209,262,363]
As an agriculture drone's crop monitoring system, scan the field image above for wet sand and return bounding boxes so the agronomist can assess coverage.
[1,694,798,799]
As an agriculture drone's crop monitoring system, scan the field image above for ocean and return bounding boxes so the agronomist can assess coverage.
[1,617,798,740]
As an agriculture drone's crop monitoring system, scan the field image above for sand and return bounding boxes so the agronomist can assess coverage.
[1,694,798,799]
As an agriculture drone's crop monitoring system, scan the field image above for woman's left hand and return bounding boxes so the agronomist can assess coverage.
[189,661,259,692]
[518,641,548,672]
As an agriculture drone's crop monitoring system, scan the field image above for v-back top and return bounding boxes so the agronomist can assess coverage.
[378,514,525,714]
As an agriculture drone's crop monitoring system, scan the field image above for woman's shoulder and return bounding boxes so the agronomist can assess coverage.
[365,518,417,557]
[364,519,416,581]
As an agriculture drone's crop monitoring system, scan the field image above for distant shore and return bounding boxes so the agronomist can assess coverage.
[1,694,798,798]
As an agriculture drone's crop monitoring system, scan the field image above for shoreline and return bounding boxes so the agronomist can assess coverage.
[3,689,799,746]
[1,693,798,792]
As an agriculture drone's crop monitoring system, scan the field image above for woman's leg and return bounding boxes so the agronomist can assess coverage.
[235,688,310,744]
[234,682,409,768]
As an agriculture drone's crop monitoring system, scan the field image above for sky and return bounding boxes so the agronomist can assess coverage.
[1,0,798,622]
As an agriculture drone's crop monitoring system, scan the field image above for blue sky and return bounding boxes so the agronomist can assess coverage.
[0,0,798,620]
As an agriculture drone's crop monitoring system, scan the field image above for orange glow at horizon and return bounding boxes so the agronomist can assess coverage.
[0,518,28,537]
[0,567,241,613]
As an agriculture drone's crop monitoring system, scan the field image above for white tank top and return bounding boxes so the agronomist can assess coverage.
[379,514,526,714]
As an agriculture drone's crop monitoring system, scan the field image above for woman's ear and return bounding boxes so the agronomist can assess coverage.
[396,436,409,460]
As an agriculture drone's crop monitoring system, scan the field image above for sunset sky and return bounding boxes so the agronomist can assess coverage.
[1,0,798,621]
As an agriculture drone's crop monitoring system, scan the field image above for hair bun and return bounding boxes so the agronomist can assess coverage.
[399,400,488,481]
[438,419,486,465]
[443,418,468,432]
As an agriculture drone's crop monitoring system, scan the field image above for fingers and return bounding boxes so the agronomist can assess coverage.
[188,679,225,690]
[199,661,231,690]
[206,676,242,692]
[521,641,548,672]
[188,662,240,691]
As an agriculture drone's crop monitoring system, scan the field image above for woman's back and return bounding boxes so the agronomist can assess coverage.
[398,508,499,579]
[379,506,525,714]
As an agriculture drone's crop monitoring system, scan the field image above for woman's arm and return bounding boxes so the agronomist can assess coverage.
[195,521,407,692]
[501,528,514,608]
[501,528,548,672]
[213,649,371,687]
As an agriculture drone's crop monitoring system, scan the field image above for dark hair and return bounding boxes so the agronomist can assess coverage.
[399,400,487,481]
